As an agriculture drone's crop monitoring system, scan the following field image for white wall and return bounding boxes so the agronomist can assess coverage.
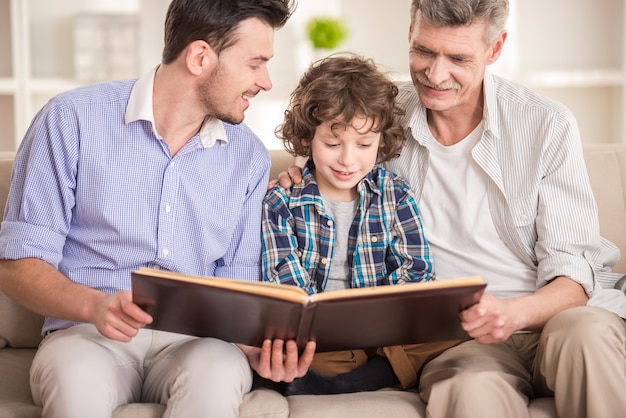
[8,0,624,150]
[248,0,413,148]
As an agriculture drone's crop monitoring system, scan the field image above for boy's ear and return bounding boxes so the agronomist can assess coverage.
[185,40,217,76]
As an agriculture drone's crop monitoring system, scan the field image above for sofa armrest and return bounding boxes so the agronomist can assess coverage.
[583,144,626,274]
[0,290,44,349]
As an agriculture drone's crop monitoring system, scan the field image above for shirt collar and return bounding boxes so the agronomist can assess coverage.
[125,65,228,148]
[197,116,228,148]
[481,69,501,140]
[125,66,157,127]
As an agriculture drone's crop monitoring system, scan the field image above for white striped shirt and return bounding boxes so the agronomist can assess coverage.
[385,70,625,318]
[0,67,271,333]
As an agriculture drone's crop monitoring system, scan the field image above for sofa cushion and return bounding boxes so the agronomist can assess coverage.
[0,291,45,349]
[114,386,290,418]
[583,144,626,274]
[239,388,290,418]
[286,390,557,418]
[287,389,425,417]
[112,404,164,418]
[112,389,290,418]
[0,348,40,417]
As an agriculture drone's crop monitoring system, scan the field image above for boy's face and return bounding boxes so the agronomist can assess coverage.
[309,116,381,202]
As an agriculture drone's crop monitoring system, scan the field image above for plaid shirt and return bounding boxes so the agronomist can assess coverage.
[262,161,434,294]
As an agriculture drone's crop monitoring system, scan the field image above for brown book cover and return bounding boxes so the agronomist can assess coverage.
[131,268,486,352]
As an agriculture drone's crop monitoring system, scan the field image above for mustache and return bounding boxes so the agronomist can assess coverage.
[415,73,461,91]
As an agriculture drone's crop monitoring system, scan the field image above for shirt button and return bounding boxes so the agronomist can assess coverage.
[520,214,529,222]
[169,161,175,168]
[371,236,378,243]
[297,251,302,257]
[165,204,171,213]
[162,248,169,256]
[321,258,328,265]
[326,220,333,227]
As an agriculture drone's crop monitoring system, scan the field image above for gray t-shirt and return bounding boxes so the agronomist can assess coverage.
[320,194,358,292]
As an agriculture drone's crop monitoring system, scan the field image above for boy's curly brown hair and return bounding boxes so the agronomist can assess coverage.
[276,53,405,163]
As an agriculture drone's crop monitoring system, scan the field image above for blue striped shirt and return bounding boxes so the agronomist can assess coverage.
[0,68,270,333]
[262,161,434,294]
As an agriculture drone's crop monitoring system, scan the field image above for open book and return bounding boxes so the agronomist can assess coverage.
[131,268,486,352]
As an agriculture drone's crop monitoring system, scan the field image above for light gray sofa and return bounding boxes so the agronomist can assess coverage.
[2,144,626,418]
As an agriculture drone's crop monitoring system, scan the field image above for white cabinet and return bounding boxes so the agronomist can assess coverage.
[492,0,626,144]
[0,0,170,152]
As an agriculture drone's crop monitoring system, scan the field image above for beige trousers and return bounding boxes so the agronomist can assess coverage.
[419,307,626,418]
[30,324,252,418]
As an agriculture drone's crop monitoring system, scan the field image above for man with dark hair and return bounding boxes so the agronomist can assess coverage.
[0,1,314,417]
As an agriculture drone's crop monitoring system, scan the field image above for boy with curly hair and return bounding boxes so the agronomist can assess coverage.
[262,54,460,394]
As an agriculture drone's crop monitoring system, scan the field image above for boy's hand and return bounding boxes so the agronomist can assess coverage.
[238,339,316,382]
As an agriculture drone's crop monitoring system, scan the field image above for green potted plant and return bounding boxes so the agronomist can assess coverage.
[306,16,348,50]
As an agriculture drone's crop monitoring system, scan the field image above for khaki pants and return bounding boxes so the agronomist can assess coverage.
[30,324,252,418]
[310,340,463,389]
[419,307,626,418]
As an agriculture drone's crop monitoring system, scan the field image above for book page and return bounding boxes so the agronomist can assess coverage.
[309,276,484,302]
[135,267,309,303]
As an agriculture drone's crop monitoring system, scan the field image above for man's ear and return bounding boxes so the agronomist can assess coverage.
[185,40,217,75]
[487,30,507,65]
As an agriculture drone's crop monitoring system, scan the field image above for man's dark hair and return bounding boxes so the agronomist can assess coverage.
[162,0,295,64]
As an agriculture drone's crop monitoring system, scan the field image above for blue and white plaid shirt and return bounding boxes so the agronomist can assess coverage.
[262,161,434,294]
[0,67,270,334]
